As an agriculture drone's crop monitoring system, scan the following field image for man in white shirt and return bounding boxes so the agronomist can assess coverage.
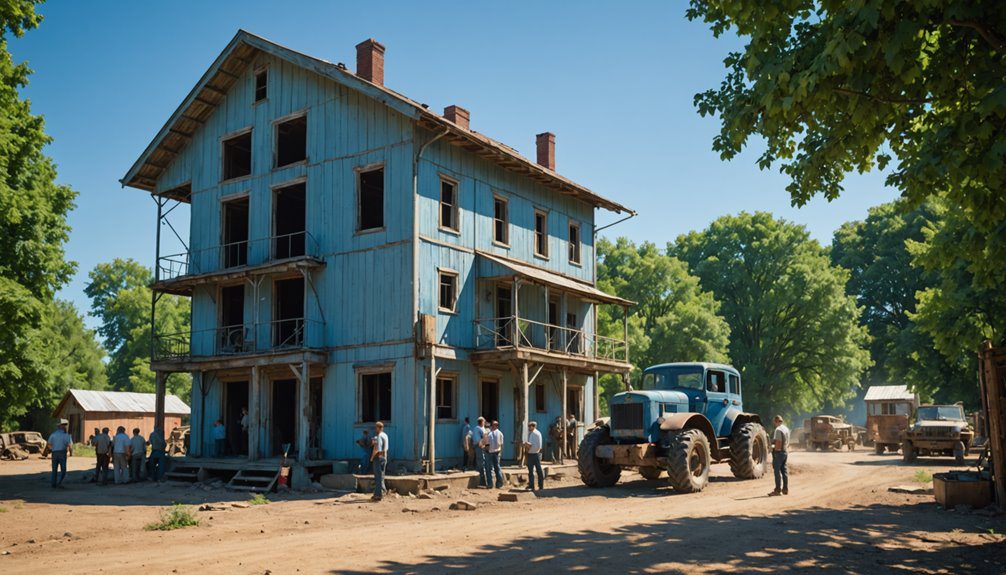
[524,421,544,491]
[470,417,488,488]
[128,428,146,483]
[487,420,504,489]
[371,421,389,501]
[47,420,73,488]
[112,426,131,485]
[769,415,790,496]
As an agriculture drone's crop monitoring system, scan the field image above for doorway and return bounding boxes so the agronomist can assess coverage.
[273,182,306,259]
[481,379,500,423]
[219,284,245,353]
[271,379,297,457]
[566,387,582,421]
[224,380,249,457]
[495,286,512,346]
[273,277,305,348]
[222,197,249,268]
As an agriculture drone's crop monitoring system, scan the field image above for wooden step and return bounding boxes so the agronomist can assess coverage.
[164,466,201,482]
[226,468,281,493]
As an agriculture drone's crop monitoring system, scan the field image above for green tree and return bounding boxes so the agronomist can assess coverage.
[596,237,731,412]
[669,212,871,417]
[831,201,975,405]
[0,1,79,428]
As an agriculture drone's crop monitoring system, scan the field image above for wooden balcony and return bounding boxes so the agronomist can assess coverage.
[471,316,631,374]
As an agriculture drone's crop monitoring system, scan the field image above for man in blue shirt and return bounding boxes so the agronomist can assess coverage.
[470,417,488,487]
[148,427,168,482]
[371,421,389,501]
[212,419,226,457]
[356,429,372,474]
[487,420,504,489]
[47,420,73,488]
[460,417,472,470]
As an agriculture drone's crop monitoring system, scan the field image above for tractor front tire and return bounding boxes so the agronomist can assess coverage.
[902,441,917,463]
[639,466,663,480]
[729,422,769,480]
[666,429,711,493]
[577,426,621,488]
[874,443,884,455]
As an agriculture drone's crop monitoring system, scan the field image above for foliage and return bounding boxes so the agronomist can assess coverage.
[144,504,200,531]
[596,237,731,412]
[831,201,975,406]
[0,1,79,429]
[913,470,934,484]
[72,442,95,458]
[248,493,270,505]
[669,212,871,417]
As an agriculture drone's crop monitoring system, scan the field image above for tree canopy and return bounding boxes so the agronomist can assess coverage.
[669,212,871,417]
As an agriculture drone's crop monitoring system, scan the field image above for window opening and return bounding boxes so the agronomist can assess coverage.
[359,167,384,230]
[273,182,306,259]
[276,115,307,168]
[222,132,252,180]
[361,372,392,422]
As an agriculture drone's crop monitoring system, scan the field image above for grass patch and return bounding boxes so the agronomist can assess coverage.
[144,504,200,531]
[913,470,934,483]
[0,506,7,513]
[72,443,95,457]
[248,493,270,505]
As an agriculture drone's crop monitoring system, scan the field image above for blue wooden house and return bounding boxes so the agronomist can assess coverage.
[122,31,633,477]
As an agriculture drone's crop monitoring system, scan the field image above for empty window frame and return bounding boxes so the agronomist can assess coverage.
[360,371,392,422]
[222,131,253,181]
[534,209,549,258]
[358,166,384,231]
[493,195,509,245]
[438,269,458,313]
[439,176,459,232]
[436,374,456,420]
[534,383,546,413]
[568,221,581,264]
[275,115,307,168]
[254,68,268,102]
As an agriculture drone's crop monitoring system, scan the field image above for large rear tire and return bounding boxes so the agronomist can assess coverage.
[577,427,621,488]
[639,466,663,480]
[729,422,769,480]
[666,429,711,493]
[874,442,884,455]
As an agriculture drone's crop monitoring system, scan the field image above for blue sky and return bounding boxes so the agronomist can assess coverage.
[10,1,897,326]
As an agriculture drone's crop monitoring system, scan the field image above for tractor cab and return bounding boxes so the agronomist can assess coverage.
[639,363,743,436]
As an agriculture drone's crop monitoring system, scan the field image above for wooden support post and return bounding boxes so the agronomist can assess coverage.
[593,370,600,424]
[522,362,530,444]
[561,368,568,463]
[297,360,309,463]
[543,285,550,350]
[623,305,630,363]
[248,366,260,461]
[981,341,1006,504]
[513,278,521,348]
[154,371,166,434]
[429,354,437,474]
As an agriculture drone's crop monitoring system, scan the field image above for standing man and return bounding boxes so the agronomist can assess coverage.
[549,416,564,463]
[148,426,168,482]
[371,421,389,501]
[769,415,790,496]
[524,421,545,491]
[47,419,73,489]
[91,427,112,486]
[128,428,146,483]
[239,407,249,456]
[212,419,226,457]
[470,417,488,487]
[112,426,130,485]
[487,420,504,489]
[566,413,578,459]
[355,429,372,474]
[460,417,472,471]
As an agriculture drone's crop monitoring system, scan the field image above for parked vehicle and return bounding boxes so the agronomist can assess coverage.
[804,415,857,451]
[579,362,768,493]
[902,404,974,465]
[864,385,918,454]
[0,431,47,454]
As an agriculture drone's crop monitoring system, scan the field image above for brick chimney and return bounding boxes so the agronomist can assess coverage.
[356,39,385,86]
[536,132,555,170]
[443,105,470,130]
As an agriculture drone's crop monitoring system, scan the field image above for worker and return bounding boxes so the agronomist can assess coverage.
[370,421,389,501]
[769,414,790,496]
[487,420,504,489]
[460,417,472,470]
[212,419,226,457]
[566,413,578,458]
[92,427,112,485]
[129,428,146,483]
[47,419,73,489]
[240,407,249,455]
[524,421,544,491]
[549,416,564,463]
[355,429,372,474]
[148,426,167,482]
[112,426,131,485]
[470,417,488,487]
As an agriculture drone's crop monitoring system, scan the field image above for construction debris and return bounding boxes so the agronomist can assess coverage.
[1,445,30,461]
[498,490,537,503]
[449,500,477,511]
[888,484,934,495]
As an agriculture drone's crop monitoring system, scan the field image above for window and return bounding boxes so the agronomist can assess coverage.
[439,177,459,232]
[706,370,726,393]
[728,374,740,395]
[493,196,509,245]
[358,167,384,231]
[436,375,456,420]
[568,221,581,264]
[360,371,392,422]
[254,68,268,102]
[439,270,458,313]
[534,209,548,257]
[222,131,252,181]
[275,115,307,168]
[535,383,546,413]
[882,402,896,415]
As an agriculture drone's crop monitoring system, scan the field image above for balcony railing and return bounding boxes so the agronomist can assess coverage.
[153,319,324,362]
[474,316,628,363]
[156,231,322,282]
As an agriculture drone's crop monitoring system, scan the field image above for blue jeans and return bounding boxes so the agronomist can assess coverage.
[215,438,226,457]
[475,449,489,486]
[149,449,167,481]
[359,449,372,474]
[489,451,503,488]
[373,456,387,498]
[772,450,789,491]
[51,450,67,487]
[526,452,544,490]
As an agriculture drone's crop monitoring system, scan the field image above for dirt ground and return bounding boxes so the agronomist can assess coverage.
[1,450,1004,574]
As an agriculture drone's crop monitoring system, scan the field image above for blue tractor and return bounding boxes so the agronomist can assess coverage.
[579,362,768,493]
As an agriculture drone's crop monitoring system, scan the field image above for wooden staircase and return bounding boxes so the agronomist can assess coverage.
[164,464,201,483]
[226,468,281,493]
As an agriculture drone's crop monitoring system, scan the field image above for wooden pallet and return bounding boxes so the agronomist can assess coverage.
[226,468,281,493]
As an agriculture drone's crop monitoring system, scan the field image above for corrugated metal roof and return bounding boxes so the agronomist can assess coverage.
[479,251,634,306]
[65,389,190,415]
[864,385,916,402]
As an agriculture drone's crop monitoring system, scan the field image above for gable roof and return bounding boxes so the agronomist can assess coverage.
[864,385,916,402]
[122,30,633,214]
[54,389,191,416]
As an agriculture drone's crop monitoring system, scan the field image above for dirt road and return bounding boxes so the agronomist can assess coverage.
[1,451,1003,574]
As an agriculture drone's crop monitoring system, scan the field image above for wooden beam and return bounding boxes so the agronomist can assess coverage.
[154,371,166,434]
[248,366,260,461]
[297,359,309,463]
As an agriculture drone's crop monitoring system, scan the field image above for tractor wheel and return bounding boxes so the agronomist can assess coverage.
[874,443,885,455]
[639,466,663,480]
[729,422,768,480]
[902,441,917,463]
[848,440,856,452]
[666,429,711,493]
[577,426,621,488]
[954,441,966,465]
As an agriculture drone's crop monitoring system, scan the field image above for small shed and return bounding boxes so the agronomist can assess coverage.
[864,385,919,416]
[53,389,190,443]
